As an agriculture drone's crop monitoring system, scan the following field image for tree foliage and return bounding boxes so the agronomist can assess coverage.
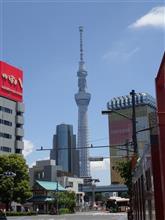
[0,154,32,209]
[115,160,132,194]
[54,191,76,213]
[95,192,106,202]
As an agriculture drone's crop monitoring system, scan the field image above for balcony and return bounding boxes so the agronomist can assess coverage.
[16,128,24,137]
[16,115,24,125]
[16,102,25,113]
[15,140,24,150]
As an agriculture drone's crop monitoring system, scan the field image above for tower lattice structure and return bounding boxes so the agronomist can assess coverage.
[75,26,91,177]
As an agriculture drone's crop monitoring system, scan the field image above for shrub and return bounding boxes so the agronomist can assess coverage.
[6,211,37,216]
[59,208,70,215]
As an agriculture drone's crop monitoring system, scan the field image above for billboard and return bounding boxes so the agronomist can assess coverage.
[0,61,23,102]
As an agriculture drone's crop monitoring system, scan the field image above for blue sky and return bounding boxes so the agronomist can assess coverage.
[1,0,165,185]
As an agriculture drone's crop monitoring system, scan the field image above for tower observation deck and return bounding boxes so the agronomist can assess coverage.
[75,26,91,177]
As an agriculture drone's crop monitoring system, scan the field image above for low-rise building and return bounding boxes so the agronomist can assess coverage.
[29,159,85,211]
[28,180,65,213]
[58,176,84,209]
[29,159,62,187]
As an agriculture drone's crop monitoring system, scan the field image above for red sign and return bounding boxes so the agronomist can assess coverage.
[0,61,23,102]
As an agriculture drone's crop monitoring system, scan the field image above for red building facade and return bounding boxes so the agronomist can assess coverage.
[155,52,165,220]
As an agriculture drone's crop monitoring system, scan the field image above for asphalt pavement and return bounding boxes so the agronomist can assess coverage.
[7,211,127,220]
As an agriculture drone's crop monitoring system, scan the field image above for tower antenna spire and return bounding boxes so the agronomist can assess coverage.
[79,26,84,63]
[75,26,91,177]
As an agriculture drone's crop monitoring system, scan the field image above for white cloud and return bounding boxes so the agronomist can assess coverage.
[90,158,111,185]
[103,47,139,62]
[23,139,35,157]
[90,158,110,171]
[130,6,165,29]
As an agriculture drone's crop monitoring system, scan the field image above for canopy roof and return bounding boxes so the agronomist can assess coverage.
[36,180,66,191]
[28,195,53,202]
[108,196,129,202]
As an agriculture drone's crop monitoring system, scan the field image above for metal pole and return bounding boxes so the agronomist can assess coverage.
[130,90,138,155]
[129,90,138,220]
[125,140,129,160]
[56,181,59,215]
[92,183,95,209]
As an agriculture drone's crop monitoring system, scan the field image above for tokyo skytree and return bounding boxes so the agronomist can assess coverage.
[75,26,91,177]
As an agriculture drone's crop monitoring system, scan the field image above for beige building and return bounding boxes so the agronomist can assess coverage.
[107,93,156,184]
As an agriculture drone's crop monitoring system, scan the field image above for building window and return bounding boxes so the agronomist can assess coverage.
[16,136,22,141]
[16,124,22,128]
[68,182,73,187]
[17,112,22,116]
[15,149,22,154]
[0,132,12,139]
[0,106,12,114]
[0,119,12,126]
[0,146,11,152]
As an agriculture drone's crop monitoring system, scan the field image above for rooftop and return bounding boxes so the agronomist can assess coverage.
[107,92,156,110]
[36,180,66,191]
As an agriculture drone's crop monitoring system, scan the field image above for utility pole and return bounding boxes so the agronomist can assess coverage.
[125,140,129,160]
[130,90,138,155]
[129,90,137,220]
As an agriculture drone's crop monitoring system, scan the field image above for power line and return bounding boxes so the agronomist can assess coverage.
[36,142,134,153]
[88,137,108,143]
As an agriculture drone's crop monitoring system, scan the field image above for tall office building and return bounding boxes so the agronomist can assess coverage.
[107,93,156,184]
[0,61,24,154]
[50,123,79,177]
[75,27,91,177]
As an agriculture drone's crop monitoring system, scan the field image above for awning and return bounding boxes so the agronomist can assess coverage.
[27,196,54,202]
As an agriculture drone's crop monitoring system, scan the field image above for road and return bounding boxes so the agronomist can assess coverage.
[7,211,127,220]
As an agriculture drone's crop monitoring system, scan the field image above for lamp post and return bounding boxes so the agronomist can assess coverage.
[56,180,59,215]
[84,177,100,209]
[91,178,100,209]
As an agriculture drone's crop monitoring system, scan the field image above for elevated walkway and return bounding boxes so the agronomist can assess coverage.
[81,184,128,193]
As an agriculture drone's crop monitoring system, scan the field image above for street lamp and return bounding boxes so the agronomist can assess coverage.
[56,181,59,215]
[85,177,100,209]
[91,178,100,209]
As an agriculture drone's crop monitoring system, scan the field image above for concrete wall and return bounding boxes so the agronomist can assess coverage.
[0,97,24,154]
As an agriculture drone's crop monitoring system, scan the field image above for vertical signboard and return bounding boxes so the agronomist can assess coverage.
[0,61,23,102]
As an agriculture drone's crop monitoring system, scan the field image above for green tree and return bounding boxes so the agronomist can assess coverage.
[115,160,132,194]
[0,154,32,210]
[95,193,106,202]
[54,191,76,213]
